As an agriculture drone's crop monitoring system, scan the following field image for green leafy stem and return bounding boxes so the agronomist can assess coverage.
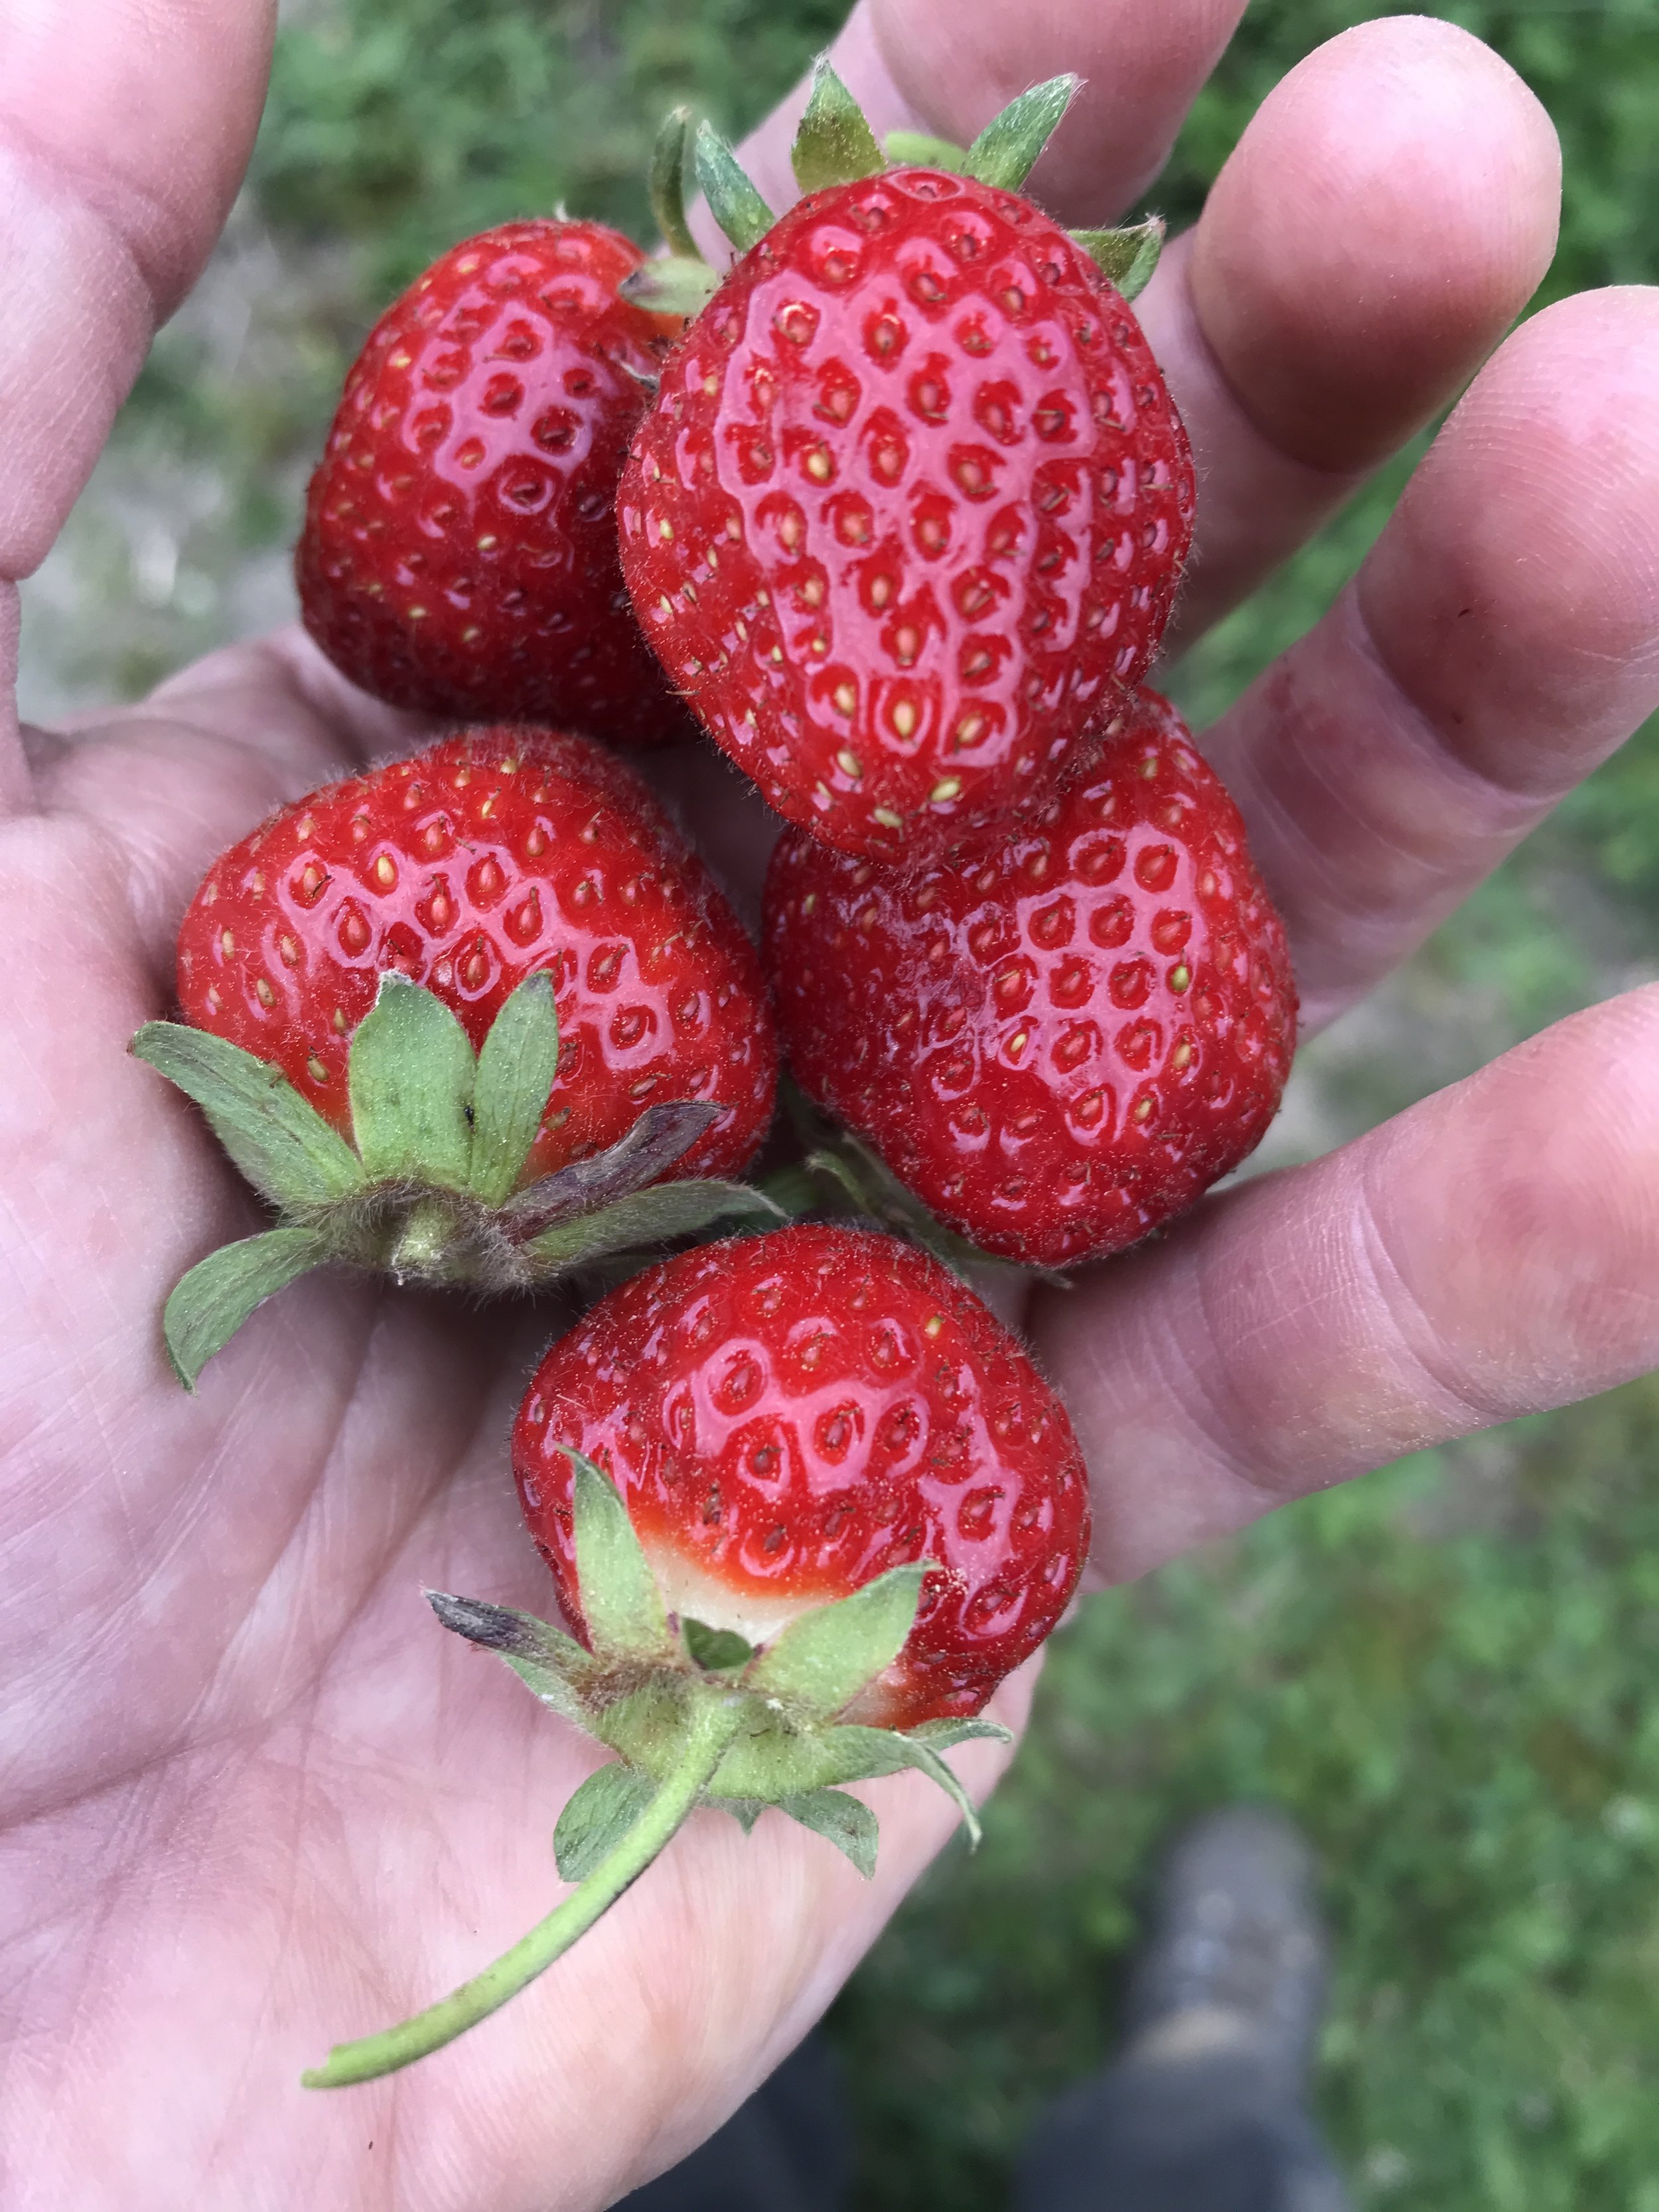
[303,1453,1009,2087]
[132,972,780,1386]
[303,1690,749,2089]
[624,59,1165,313]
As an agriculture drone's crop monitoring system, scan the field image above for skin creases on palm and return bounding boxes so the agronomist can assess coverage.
[4,0,1659,2207]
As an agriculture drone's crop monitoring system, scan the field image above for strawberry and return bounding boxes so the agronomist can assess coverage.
[297,219,691,744]
[516,1220,1090,1726]
[763,690,1297,1267]
[134,728,780,1383]
[174,729,772,1176]
[305,1223,1090,2087]
[616,71,1193,858]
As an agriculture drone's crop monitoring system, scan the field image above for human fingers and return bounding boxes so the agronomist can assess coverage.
[1147,15,1561,644]
[1029,984,1659,1589]
[731,10,1557,654]
[732,0,1247,225]
[1200,285,1659,1033]
[0,0,275,808]
[21,628,435,983]
[0,589,18,814]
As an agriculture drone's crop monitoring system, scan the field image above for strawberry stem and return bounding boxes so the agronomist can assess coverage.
[301,1692,747,2088]
[648,106,701,261]
[383,1193,462,1282]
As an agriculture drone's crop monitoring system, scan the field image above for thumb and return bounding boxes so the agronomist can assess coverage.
[0,0,275,798]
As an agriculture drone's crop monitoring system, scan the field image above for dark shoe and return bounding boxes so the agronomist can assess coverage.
[1120,1805,1329,2086]
[611,2035,852,2212]
[1015,1806,1349,2212]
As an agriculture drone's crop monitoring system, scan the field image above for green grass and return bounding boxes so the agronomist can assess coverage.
[249,0,1659,308]
[38,1,1659,2200]
[833,1378,1659,2207]
[253,0,847,295]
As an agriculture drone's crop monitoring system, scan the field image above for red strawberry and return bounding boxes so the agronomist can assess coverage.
[177,727,773,1181]
[516,1221,1090,1727]
[305,1222,1090,2087]
[763,690,1296,1267]
[297,220,691,744]
[137,729,780,1383]
[616,90,1193,857]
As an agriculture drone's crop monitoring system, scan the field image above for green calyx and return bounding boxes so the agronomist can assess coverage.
[621,62,1165,312]
[693,116,776,255]
[790,62,1084,205]
[648,104,700,259]
[1070,214,1167,303]
[791,54,885,195]
[958,73,1080,192]
[132,973,780,1388]
[303,1451,1009,2088]
[619,254,721,317]
[624,104,725,315]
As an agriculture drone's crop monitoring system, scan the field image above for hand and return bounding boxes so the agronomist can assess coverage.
[4,5,1655,2209]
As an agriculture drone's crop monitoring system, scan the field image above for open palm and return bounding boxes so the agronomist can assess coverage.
[5,3,1658,2208]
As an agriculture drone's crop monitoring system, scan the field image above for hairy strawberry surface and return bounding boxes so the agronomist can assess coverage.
[619,171,1193,857]
[516,1223,1091,1727]
[298,220,690,742]
[764,692,1296,1266]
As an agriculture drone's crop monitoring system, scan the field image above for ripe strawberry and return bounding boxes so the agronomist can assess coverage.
[516,1222,1091,1727]
[763,690,1297,1267]
[297,220,691,744]
[305,1222,1090,2087]
[137,729,780,1383]
[177,728,773,1181]
[616,83,1194,857]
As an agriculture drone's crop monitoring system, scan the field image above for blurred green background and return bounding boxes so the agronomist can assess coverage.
[17,2,1659,2202]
